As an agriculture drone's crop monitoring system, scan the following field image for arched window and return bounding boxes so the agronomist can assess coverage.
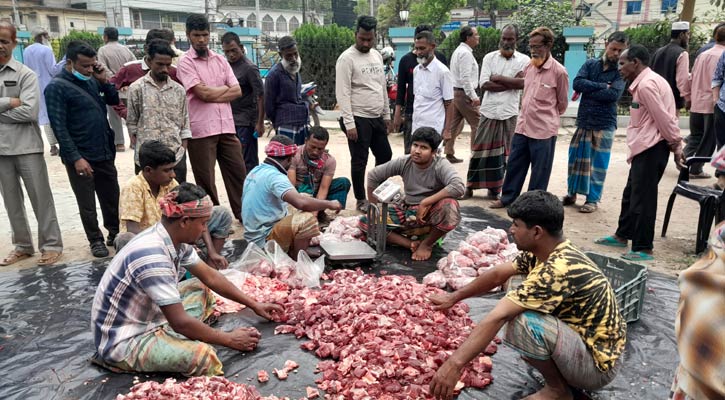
[262,14,274,32]
[289,16,299,32]
[276,15,287,32]
[247,13,256,28]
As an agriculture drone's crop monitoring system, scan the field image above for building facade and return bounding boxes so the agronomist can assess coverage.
[0,0,106,37]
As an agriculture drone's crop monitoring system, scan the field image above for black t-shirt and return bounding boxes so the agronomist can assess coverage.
[395,50,449,115]
[230,58,264,127]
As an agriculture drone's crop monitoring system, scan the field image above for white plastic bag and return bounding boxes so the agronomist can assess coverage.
[264,240,296,281]
[230,242,275,276]
[290,251,326,288]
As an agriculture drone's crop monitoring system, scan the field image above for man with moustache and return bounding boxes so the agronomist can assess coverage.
[563,32,627,213]
[464,24,529,201]
[336,15,393,213]
[411,30,454,137]
[447,25,481,164]
[126,39,191,182]
[265,36,307,146]
[490,27,568,209]
[595,45,685,261]
[651,21,692,113]
[177,14,246,223]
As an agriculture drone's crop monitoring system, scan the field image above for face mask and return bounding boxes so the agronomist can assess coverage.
[72,68,92,81]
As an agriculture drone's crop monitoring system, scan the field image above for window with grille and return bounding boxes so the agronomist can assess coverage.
[48,15,60,33]
[625,1,641,14]
[276,15,287,32]
[262,15,274,32]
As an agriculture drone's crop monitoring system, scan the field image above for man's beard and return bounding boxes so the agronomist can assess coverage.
[416,53,432,65]
[282,56,302,74]
[499,44,514,58]
[530,56,545,68]
[42,38,51,47]
[195,47,208,57]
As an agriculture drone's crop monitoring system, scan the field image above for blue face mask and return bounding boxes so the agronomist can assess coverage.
[72,68,92,81]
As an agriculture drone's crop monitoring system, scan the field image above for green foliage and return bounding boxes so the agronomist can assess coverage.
[438,27,502,63]
[410,0,467,28]
[510,0,577,62]
[293,23,355,108]
[623,17,707,65]
[57,31,104,60]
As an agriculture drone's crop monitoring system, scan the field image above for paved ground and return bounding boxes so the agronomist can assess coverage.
[0,123,704,275]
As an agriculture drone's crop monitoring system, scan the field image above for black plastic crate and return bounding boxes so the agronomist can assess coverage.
[585,252,648,323]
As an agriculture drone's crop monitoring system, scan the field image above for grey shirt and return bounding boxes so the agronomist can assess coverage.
[367,156,465,205]
[0,58,42,156]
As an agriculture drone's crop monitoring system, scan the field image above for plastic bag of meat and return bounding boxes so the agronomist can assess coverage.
[230,242,275,276]
[288,251,326,289]
[422,270,447,288]
[264,240,297,280]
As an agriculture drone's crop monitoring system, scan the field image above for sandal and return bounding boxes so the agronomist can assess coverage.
[621,251,654,261]
[0,250,33,266]
[580,202,598,213]
[489,200,506,209]
[37,251,62,266]
[562,195,577,206]
[594,236,627,248]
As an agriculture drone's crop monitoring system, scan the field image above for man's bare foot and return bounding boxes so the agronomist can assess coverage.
[412,242,433,261]
[410,240,420,252]
[521,385,573,400]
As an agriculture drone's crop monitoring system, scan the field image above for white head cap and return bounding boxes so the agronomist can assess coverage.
[31,26,48,39]
[672,21,689,31]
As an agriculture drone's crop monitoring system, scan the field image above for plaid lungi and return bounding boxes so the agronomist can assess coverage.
[566,127,615,203]
[360,198,461,237]
[267,211,320,252]
[91,279,223,376]
[467,116,517,191]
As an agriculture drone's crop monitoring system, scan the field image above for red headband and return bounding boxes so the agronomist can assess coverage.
[265,141,298,157]
[159,191,213,218]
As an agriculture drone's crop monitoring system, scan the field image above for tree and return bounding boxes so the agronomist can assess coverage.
[439,26,501,62]
[409,0,466,28]
[510,0,576,62]
[57,31,104,60]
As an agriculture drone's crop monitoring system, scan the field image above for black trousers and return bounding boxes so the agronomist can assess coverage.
[685,112,716,174]
[403,113,413,155]
[347,116,392,200]
[615,141,670,252]
[500,133,557,206]
[134,153,188,183]
[65,159,120,244]
[715,105,725,148]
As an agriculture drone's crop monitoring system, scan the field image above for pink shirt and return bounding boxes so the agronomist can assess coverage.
[626,68,682,162]
[176,48,238,139]
[514,56,569,139]
[689,44,725,114]
[676,52,691,102]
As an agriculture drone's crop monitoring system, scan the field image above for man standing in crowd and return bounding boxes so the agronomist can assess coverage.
[22,26,58,156]
[447,25,481,164]
[411,30,454,137]
[464,24,528,200]
[683,24,725,180]
[126,39,191,182]
[45,41,120,258]
[288,126,351,221]
[596,45,685,261]
[223,32,265,172]
[336,15,392,213]
[564,32,627,213]
[177,14,246,222]
[490,27,568,209]
[0,22,63,266]
[243,136,342,258]
[97,27,136,152]
[429,191,625,400]
[710,50,725,189]
[651,21,691,112]
[394,24,449,154]
[265,36,307,145]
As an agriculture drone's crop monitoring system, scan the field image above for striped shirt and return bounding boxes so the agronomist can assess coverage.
[91,223,200,363]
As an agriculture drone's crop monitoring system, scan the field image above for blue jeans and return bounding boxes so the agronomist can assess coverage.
[235,125,259,173]
[501,133,557,206]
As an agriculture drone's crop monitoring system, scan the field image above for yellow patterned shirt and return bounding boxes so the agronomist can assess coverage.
[506,240,626,372]
[119,173,178,233]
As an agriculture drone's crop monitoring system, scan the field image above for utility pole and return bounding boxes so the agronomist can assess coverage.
[303,0,307,24]
[11,0,20,27]
[369,0,374,16]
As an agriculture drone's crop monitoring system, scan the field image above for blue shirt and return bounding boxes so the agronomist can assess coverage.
[242,163,295,247]
[573,58,625,131]
[45,69,120,163]
[263,63,308,129]
[713,51,725,113]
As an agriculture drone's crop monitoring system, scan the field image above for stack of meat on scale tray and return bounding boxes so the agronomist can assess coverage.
[424,227,519,290]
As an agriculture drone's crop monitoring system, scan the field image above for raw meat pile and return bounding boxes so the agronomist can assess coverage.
[424,227,519,290]
[116,376,291,400]
[213,271,291,315]
[274,269,498,399]
[309,216,364,246]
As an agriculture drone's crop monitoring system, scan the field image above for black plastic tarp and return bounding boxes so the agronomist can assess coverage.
[0,207,681,399]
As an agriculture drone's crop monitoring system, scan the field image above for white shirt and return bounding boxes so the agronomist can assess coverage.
[449,42,480,101]
[412,57,454,135]
[479,50,530,120]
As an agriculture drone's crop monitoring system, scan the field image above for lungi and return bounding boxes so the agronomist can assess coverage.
[566,127,615,203]
[467,116,517,192]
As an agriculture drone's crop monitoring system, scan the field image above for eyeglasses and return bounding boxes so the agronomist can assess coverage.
[530,44,547,51]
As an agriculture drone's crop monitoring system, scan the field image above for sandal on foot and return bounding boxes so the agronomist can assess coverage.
[0,250,33,266]
[489,200,506,209]
[594,236,627,248]
[580,202,598,213]
[621,251,654,261]
[562,195,577,206]
[37,251,62,266]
